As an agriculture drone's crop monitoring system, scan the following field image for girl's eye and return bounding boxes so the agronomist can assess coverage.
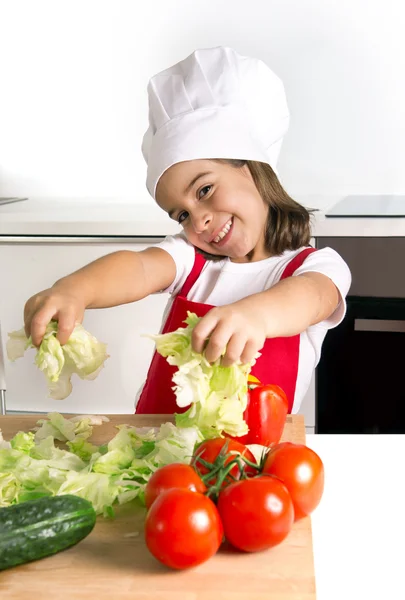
[198,185,211,199]
[178,211,189,224]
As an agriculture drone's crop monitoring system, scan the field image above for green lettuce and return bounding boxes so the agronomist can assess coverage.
[149,312,256,438]
[10,431,35,453]
[33,412,109,443]
[7,322,109,399]
[0,473,19,506]
[0,430,11,450]
[0,412,203,516]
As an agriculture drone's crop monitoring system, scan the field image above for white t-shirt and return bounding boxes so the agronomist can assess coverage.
[150,233,352,413]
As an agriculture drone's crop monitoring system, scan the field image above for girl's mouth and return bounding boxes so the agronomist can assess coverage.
[212,217,234,247]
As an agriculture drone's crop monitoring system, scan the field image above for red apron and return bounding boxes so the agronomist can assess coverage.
[136,247,317,415]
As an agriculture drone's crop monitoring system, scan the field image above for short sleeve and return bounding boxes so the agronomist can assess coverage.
[153,233,195,294]
[293,247,352,328]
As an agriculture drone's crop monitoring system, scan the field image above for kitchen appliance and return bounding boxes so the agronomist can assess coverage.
[325,194,405,217]
[315,235,405,434]
[317,296,405,433]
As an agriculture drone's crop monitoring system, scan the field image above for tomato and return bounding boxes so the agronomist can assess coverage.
[228,384,289,447]
[144,463,206,509]
[262,442,324,521]
[145,488,223,569]
[192,438,257,486]
[217,475,294,552]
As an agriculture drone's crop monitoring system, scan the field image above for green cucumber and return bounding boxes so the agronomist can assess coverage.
[0,495,97,570]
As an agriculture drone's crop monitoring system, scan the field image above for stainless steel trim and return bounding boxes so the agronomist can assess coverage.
[0,390,6,415]
[354,319,405,333]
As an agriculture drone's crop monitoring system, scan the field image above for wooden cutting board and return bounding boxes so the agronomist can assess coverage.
[0,414,316,600]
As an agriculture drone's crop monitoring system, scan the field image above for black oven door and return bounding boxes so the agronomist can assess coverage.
[316,296,405,433]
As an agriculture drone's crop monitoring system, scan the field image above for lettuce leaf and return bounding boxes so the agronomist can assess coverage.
[149,311,256,438]
[0,430,11,450]
[10,431,35,453]
[33,412,109,443]
[0,412,203,516]
[0,473,19,506]
[6,322,109,400]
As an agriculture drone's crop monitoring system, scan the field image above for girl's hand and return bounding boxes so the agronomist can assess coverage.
[191,272,342,367]
[24,286,86,347]
[191,302,266,367]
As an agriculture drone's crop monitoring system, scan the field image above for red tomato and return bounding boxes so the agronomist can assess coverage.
[217,475,294,552]
[228,384,289,447]
[193,438,257,486]
[145,488,223,569]
[144,463,207,509]
[262,442,324,521]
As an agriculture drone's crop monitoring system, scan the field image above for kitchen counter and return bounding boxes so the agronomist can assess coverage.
[0,198,181,238]
[2,195,405,238]
[0,414,315,600]
[0,415,402,600]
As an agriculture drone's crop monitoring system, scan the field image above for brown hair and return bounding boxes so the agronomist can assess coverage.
[197,159,315,261]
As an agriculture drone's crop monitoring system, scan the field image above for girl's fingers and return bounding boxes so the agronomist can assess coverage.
[220,332,247,367]
[203,321,234,363]
[191,308,262,365]
[29,305,58,347]
[191,312,219,354]
[55,309,77,345]
[24,299,39,338]
[240,338,263,365]
[24,310,34,339]
[26,304,78,347]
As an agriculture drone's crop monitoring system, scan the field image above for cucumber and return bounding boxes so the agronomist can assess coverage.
[0,495,97,570]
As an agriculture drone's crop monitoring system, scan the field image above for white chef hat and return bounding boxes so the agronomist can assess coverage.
[142,46,290,198]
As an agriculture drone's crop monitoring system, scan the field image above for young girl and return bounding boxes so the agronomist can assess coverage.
[24,47,351,415]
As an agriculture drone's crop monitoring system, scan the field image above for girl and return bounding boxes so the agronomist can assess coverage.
[24,47,351,415]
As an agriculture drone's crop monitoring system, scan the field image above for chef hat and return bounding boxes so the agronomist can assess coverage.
[142,46,290,198]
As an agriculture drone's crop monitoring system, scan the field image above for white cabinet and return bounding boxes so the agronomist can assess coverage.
[0,238,169,414]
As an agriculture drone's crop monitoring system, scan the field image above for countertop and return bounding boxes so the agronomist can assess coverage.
[2,195,405,238]
[0,414,402,600]
[0,414,315,600]
[0,198,181,238]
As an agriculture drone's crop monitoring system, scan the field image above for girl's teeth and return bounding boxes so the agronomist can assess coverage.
[214,219,232,243]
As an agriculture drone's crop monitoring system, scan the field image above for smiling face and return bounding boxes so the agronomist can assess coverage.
[155,159,270,263]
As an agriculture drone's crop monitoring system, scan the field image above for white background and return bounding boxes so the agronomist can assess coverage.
[0,0,404,201]
[307,434,405,600]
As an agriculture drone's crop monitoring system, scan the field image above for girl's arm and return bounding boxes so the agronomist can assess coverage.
[238,272,340,338]
[25,248,176,346]
[192,272,340,366]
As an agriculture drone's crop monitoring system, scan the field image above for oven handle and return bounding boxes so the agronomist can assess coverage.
[354,319,405,333]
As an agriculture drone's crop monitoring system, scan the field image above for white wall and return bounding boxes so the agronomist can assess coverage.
[0,0,404,201]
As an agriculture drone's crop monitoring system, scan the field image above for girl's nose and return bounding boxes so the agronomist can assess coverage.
[191,211,212,234]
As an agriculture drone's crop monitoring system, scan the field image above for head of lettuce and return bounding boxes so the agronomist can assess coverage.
[7,322,109,400]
